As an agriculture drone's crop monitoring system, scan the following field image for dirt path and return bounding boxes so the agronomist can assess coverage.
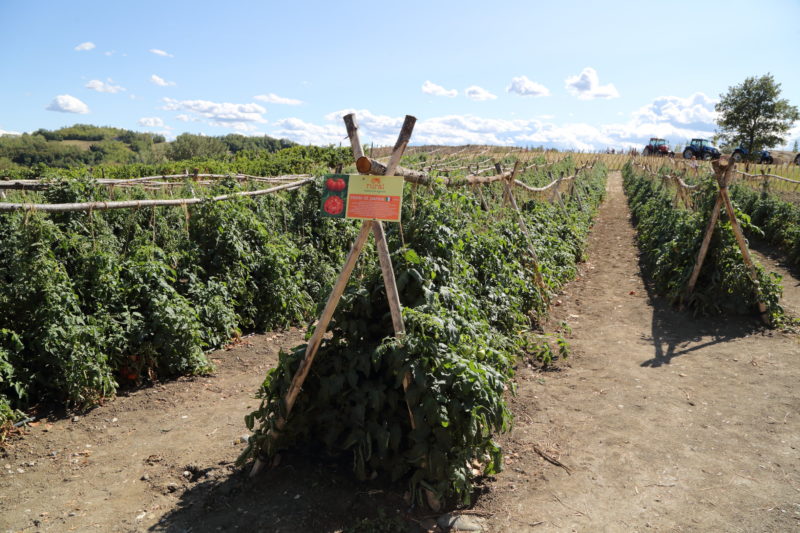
[478,171,800,531]
[2,171,799,532]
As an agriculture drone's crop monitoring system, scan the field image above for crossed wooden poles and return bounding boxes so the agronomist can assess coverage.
[250,113,417,476]
[683,157,769,323]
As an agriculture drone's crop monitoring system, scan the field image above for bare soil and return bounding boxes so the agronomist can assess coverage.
[2,171,799,532]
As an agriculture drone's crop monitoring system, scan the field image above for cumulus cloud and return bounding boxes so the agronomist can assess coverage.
[267,92,724,151]
[631,92,717,129]
[272,118,345,145]
[149,49,173,57]
[0,126,20,136]
[74,42,95,51]
[151,74,176,87]
[86,79,126,94]
[507,76,551,97]
[465,86,497,101]
[422,80,458,98]
[175,114,192,122]
[254,93,303,105]
[162,98,267,131]
[46,95,90,114]
[138,117,165,128]
[565,67,620,100]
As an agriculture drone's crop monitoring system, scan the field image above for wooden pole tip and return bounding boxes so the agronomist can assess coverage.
[356,156,373,174]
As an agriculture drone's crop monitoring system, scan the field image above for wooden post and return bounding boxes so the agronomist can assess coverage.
[250,220,372,476]
[502,162,548,296]
[683,193,723,302]
[252,113,418,477]
[715,160,769,323]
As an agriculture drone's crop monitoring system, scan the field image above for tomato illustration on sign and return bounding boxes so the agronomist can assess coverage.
[323,195,344,215]
[326,177,347,192]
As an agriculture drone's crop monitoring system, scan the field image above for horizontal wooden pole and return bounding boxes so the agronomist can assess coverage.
[0,178,314,212]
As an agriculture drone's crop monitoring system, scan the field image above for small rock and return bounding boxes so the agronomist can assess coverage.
[141,474,150,481]
[293,494,300,500]
[72,416,80,422]
[111,417,118,423]
[16,468,25,474]
[27,461,35,467]
[182,470,192,478]
[239,435,250,444]
[437,513,484,532]
[167,483,180,492]
[68,512,77,517]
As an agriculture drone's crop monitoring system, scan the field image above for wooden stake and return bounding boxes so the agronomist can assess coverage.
[715,161,769,323]
[251,220,372,476]
[684,193,723,302]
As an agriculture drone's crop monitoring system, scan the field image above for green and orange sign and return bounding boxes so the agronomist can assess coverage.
[320,174,404,222]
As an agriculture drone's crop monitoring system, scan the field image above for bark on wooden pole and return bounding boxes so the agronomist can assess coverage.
[250,220,373,476]
[683,194,723,303]
[714,159,770,323]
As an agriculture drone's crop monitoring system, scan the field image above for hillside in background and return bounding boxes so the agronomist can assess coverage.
[0,124,296,174]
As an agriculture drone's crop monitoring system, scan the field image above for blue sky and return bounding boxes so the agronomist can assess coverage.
[1,0,799,150]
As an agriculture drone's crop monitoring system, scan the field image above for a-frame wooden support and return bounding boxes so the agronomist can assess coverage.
[250,113,417,477]
[683,157,769,323]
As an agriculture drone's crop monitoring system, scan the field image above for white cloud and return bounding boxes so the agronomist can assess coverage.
[1,126,20,136]
[268,93,724,151]
[104,50,116,56]
[565,67,620,100]
[149,48,173,57]
[162,98,267,131]
[465,86,497,101]
[86,79,126,94]
[631,92,717,129]
[74,42,95,51]
[422,80,457,98]
[507,76,551,97]
[151,74,176,87]
[175,114,192,122]
[138,117,165,128]
[273,118,344,145]
[46,95,89,114]
[254,93,303,105]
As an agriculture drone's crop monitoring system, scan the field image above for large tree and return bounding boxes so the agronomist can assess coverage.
[715,74,799,153]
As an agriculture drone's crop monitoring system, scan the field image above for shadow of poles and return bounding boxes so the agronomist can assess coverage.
[147,449,411,533]
[636,260,763,368]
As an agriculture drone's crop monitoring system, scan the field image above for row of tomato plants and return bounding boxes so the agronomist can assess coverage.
[622,162,784,323]
[239,159,609,507]
[728,182,800,268]
[0,167,360,426]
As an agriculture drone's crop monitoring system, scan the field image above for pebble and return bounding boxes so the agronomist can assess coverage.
[437,513,484,532]
[167,483,179,492]
[72,416,80,422]
[111,417,118,423]
[182,470,192,478]
[141,474,150,481]
[239,435,250,444]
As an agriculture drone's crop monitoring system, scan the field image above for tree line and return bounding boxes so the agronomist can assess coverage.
[0,124,296,174]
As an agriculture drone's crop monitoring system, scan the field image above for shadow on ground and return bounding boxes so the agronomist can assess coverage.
[636,260,767,368]
[148,447,449,533]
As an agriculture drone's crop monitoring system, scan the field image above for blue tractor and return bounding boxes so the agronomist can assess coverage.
[682,138,721,161]
[731,146,773,164]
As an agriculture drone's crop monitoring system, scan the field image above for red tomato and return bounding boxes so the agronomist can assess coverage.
[324,195,344,215]
[326,178,346,192]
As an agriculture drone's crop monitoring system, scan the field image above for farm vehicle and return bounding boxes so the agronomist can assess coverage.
[642,138,674,157]
[731,146,773,164]
[682,139,721,161]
